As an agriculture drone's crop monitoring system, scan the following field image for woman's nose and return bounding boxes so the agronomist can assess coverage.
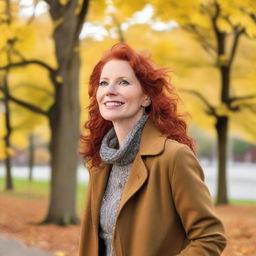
[105,82,117,96]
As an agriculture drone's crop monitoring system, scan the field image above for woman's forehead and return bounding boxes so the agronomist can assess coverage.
[100,60,135,78]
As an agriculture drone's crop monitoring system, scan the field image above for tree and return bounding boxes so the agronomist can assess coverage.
[0,0,90,224]
[150,0,256,204]
[0,0,18,190]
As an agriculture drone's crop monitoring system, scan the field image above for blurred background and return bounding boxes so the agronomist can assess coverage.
[0,0,255,255]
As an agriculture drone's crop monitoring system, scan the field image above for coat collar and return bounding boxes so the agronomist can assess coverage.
[88,118,166,173]
[89,118,167,231]
[139,118,166,156]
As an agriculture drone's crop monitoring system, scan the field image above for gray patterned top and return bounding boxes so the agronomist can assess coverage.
[99,114,149,256]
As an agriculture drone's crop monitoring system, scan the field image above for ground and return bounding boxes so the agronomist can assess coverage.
[0,196,255,256]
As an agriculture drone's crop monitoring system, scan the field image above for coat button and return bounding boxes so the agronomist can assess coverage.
[118,182,122,189]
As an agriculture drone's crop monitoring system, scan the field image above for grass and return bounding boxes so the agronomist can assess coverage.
[1,177,256,211]
[0,177,88,213]
[229,199,256,205]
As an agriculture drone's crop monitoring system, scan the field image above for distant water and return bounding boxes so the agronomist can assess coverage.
[0,161,255,200]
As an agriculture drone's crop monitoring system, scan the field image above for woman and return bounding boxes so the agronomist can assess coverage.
[79,43,226,256]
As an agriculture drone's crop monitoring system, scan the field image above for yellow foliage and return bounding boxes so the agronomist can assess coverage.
[15,25,36,54]
[0,140,6,159]
[87,0,107,21]
[0,22,36,60]
[11,130,29,148]
[0,114,6,137]
[150,0,256,38]
[217,18,232,33]
[0,143,15,159]
[112,0,146,19]
[59,0,68,5]
[231,109,256,143]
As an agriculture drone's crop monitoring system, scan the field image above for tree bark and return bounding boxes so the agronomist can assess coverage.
[3,0,13,190]
[215,116,229,204]
[28,133,34,182]
[43,1,81,225]
[3,68,13,190]
[215,62,230,204]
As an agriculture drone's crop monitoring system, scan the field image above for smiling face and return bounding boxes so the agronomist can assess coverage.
[96,59,150,127]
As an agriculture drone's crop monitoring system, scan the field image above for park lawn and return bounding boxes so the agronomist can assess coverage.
[1,177,255,208]
[229,199,256,205]
[0,177,88,213]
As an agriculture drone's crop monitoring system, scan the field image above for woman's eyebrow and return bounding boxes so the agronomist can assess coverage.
[100,76,129,80]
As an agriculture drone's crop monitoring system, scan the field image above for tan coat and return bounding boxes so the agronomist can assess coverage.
[79,119,226,256]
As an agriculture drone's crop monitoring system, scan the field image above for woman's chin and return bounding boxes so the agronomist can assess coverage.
[101,115,123,122]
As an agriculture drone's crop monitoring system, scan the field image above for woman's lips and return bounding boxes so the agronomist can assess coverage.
[104,101,124,109]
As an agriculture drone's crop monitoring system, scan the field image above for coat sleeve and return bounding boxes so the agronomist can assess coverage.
[169,145,227,256]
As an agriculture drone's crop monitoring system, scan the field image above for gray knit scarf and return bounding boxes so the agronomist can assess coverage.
[99,114,149,166]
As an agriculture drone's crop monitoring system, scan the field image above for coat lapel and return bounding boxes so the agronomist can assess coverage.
[118,154,148,214]
[118,119,166,216]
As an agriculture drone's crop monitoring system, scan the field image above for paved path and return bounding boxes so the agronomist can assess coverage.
[0,234,53,256]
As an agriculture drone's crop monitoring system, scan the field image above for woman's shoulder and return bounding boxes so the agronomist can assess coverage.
[164,138,193,155]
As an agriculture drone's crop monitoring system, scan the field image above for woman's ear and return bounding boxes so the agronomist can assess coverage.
[142,96,151,107]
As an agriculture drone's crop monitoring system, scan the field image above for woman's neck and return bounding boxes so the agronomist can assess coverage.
[112,114,144,147]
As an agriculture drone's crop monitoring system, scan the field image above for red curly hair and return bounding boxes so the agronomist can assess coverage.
[80,43,196,167]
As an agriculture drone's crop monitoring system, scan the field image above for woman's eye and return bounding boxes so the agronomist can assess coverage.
[120,80,129,85]
[99,81,108,86]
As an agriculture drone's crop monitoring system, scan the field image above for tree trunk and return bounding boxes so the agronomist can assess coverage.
[215,63,230,204]
[4,150,12,190]
[43,1,80,225]
[28,133,34,182]
[3,71,13,190]
[215,116,229,204]
[3,96,12,190]
[3,0,13,190]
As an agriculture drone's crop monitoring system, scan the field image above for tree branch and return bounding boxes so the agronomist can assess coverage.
[0,59,56,73]
[240,7,256,23]
[75,0,90,39]
[211,0,221,34]
[12,83,54,97]
[0,59,59,86]
[26,0,39,25]
[179,88,217,117]
[229,27,245,66]
[229,94,256,103]
[0,87,48,116]
[240,103,256,113]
